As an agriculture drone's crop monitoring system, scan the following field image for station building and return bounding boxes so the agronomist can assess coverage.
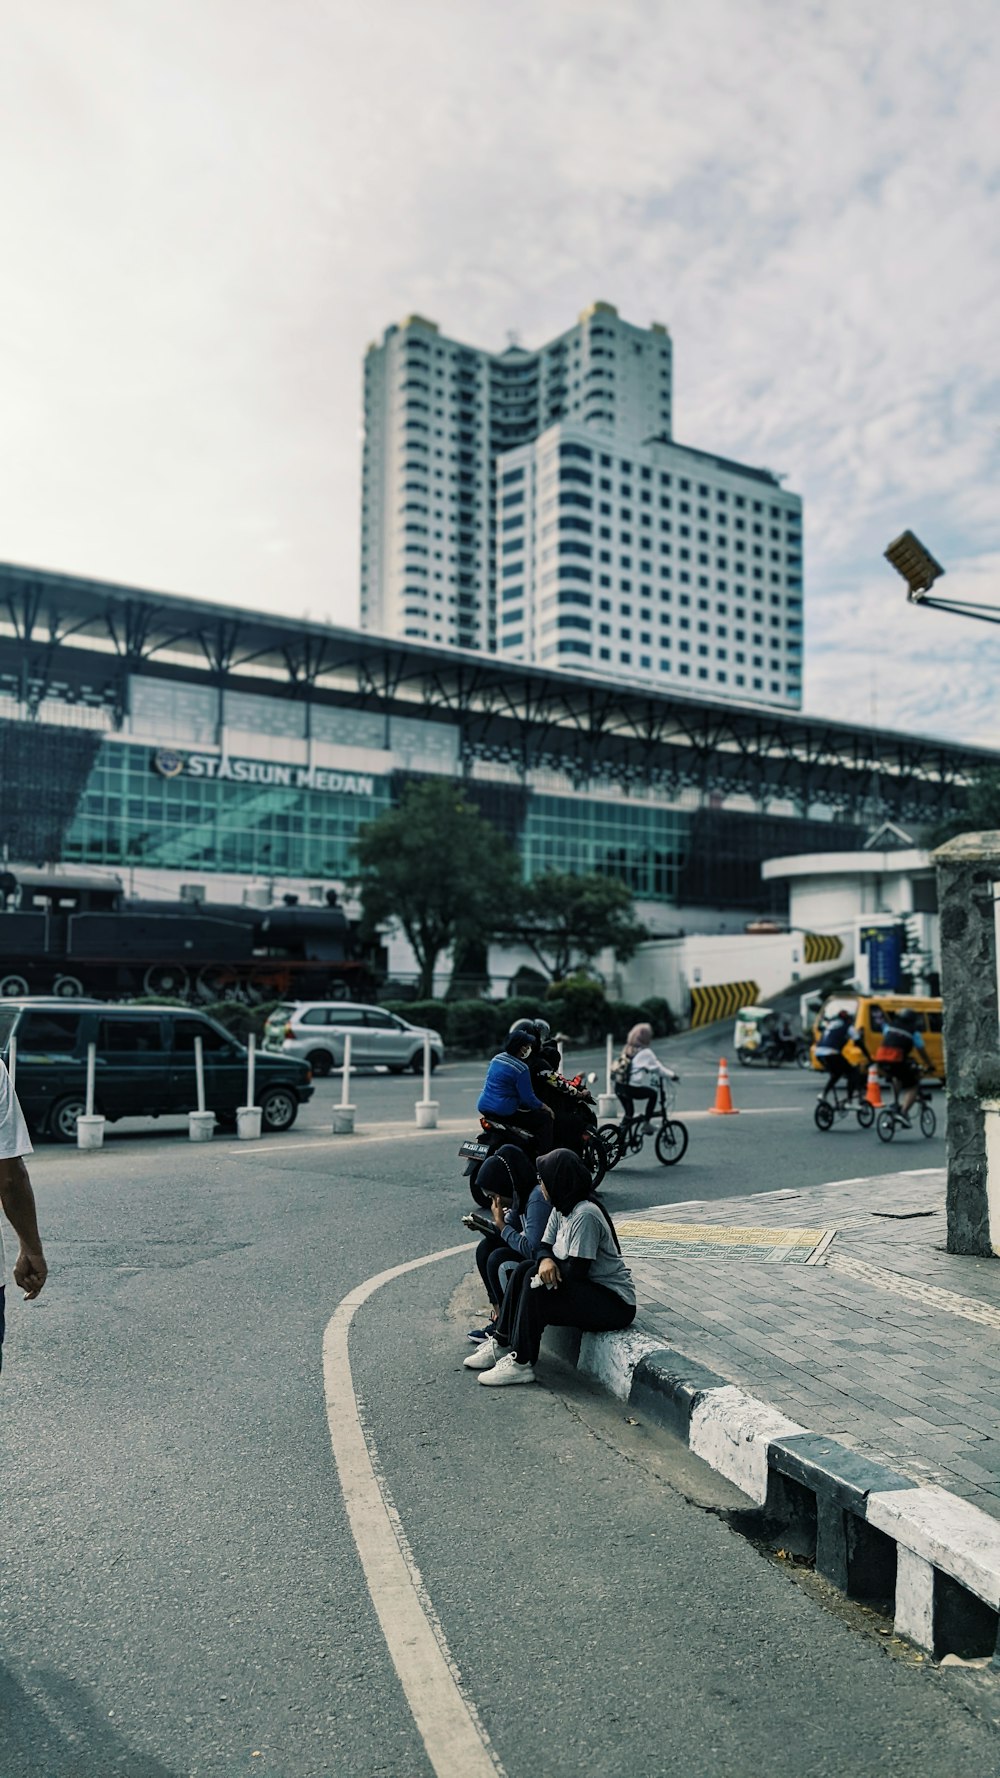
[0,561,993,987]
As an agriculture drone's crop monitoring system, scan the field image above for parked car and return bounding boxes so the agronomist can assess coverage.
[263,1001,445,1075]
[0,1000,314,1141]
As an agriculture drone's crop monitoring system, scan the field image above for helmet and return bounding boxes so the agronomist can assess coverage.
[505,1021,540,1058]
[531,1018,551,1043]
[895,1008,918,1031]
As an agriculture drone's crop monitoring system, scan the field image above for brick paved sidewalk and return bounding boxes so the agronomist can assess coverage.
[615,1168,1000,1519]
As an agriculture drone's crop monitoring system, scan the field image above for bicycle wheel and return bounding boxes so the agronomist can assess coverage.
[654,1119,689,1166]
[856,1102,875,1129]
[581,1130,607,1188]
[876,1109,896,1143]
[814,1100,834,1132]
[919,1102,937,1139]
[597,1122,623,1170]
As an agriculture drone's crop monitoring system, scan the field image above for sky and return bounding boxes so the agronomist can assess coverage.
[2,0,999,745]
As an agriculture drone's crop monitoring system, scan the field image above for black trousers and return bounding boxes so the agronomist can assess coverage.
[475,1233,519,1309]
[494,1260,636,1366]
[617,1085,656,1121]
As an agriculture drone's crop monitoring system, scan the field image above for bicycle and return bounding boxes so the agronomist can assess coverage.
[598,1076,689,1170]
[814,1071,875,1132]
[875,1074,937,1143]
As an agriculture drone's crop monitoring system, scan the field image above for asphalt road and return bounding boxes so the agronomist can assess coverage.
[0,1035,981,1778]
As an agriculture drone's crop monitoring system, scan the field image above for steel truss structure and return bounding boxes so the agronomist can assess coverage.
[0,561,992,824]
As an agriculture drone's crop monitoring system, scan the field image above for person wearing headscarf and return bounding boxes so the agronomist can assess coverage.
[617,1021,678,1133]
[464,1149,636,1387]
[467,1146,548,1342]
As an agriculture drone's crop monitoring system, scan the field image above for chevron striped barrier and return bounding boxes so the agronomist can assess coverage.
[689,980,759,1029]
[803,933,844,965]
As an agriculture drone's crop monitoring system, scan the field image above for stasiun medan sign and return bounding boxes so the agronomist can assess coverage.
[152,748,375,796]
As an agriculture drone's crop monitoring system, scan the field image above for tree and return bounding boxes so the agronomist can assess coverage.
[929,769,1000,847]
[498,870,647,981]
[354,780,521,997]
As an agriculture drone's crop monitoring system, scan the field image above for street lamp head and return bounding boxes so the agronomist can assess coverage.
[884,531,946,602]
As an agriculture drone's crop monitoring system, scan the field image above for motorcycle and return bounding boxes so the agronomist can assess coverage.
[734,1006,811,1069]
[459,1061,606,1206]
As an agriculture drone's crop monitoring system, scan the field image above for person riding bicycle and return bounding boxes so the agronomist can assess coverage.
[478,1023,555,1143]
[815,1008,869,1103]
[874,1008,929,1124]
[615,1022,678,1134]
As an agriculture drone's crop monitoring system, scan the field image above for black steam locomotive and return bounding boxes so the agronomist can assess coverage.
[0,868,378,1004]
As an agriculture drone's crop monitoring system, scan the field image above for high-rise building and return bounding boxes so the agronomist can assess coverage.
[359,302,803,709]
[495,425,803,707]
[360,303,672,651]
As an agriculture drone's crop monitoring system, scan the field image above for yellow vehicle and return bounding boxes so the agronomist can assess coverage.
[812,993,945,1082]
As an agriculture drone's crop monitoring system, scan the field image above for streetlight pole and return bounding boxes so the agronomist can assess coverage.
[885,530,1000,624]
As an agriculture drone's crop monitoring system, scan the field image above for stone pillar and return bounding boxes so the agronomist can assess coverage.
[934,831,1000,1256]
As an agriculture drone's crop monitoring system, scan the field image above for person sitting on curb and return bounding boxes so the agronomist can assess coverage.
[477,1024,555,1144]
[467,1146,548,1344]
[464,1149,636,1388]
[615,1022,678,1134]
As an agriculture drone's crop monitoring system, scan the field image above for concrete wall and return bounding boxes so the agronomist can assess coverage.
[617,928,848,1015]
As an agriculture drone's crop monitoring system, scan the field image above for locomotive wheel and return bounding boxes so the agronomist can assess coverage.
[0,974,29,997]
[143,963,190,998]
[53,975,84,999]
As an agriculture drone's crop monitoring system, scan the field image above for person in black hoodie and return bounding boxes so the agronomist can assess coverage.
[464,1148,636,1388]
[467,1145,548,1342]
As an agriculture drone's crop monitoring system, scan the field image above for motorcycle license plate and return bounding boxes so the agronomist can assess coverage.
[459,1140,490,1158]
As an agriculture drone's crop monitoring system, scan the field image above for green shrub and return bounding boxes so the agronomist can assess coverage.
[383,999,450,1039]
[547,975,607,1039]
[638,996,676,1038]
[446,999,509,1056]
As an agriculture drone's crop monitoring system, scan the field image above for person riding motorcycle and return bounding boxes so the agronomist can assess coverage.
[478,1023,555,1143]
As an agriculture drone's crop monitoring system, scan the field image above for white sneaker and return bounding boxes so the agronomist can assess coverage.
[463,1336,504,1371]
[478,1353,537,1388]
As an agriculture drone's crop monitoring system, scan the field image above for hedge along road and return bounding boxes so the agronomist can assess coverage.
[0,1061,977,1778]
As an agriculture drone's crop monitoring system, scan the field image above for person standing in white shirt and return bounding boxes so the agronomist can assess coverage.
[0,1057,47,1370]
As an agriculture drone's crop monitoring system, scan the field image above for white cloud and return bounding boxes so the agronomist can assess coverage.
[0,0,998,741]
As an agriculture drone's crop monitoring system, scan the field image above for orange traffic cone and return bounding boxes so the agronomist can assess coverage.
[711,1057,739,1115]
[865,1066,883,1109]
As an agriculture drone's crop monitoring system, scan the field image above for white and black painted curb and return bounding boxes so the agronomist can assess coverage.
[551,1327,1000,1663]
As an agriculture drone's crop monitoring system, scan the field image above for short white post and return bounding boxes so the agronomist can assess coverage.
[415,1030,439,1129]
[189,1034,214,1142]
[237,1032,262,1140]
[598,1030,618,1118]
[7,1032,15,1094]
[77,1039,105,1149]
[333,1031,355,1133]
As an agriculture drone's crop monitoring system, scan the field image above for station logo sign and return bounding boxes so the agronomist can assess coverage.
[151,749,375,797]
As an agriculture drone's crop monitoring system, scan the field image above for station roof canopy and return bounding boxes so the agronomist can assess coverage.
[0,560,994,823]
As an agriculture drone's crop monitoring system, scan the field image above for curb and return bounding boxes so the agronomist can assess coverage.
[550,1326,1000,1664]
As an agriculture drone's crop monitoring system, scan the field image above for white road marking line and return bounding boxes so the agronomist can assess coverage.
[322,1245,505,1778]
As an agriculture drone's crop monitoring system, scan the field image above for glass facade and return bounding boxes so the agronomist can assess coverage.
[64,743,393,879]
[522,796,689,900]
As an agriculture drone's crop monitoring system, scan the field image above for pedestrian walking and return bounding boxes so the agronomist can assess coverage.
[0,1056,47,1370]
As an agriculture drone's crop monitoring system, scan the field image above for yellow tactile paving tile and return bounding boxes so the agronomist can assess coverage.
[616,1222,826,1248]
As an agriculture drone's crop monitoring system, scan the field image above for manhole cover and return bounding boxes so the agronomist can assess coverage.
[616,1221,835,1264]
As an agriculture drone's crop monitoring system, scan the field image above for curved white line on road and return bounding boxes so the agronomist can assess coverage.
[323,1243,505,1778]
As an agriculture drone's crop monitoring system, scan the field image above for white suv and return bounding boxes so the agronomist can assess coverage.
[263,1002,445,1076]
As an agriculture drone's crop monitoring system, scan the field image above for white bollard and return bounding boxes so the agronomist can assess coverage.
[237,1033,261,1139]
[333,1030,355,1134]
[7,1032,15,1093]
[598,1031,619,1119]
[189,1034,214,1141]
[415,1031,439,1129]
[78,1039,106,1148]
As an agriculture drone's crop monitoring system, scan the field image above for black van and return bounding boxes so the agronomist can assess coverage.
[0,1001,313,1141]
